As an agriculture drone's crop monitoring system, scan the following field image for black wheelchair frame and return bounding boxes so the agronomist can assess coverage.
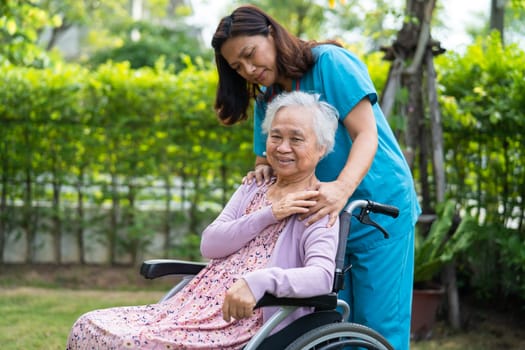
[140,199,399,350]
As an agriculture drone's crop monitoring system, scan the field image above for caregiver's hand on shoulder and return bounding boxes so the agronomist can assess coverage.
[242,164,273,186]
[222,279,256,322]
[301,180,352,227]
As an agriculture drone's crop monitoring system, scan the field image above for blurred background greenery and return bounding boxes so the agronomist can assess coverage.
[1,0,525,342]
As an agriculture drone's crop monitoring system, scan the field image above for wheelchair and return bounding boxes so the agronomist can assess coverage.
[140,199,398,350]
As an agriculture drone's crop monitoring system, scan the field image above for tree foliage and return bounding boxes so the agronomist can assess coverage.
[0,0,55,66]
[87,21,211,71]
[231,0,327,38]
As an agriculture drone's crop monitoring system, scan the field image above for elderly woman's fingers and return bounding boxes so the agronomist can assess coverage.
[222,279,256,322]
[271,190,321,220]
[222,298,232,322]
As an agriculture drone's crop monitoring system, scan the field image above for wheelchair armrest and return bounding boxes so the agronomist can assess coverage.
[254,292,338,311]
[140,259,208,279]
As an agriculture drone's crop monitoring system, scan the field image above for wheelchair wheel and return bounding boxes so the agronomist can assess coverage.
[284,322,394,350]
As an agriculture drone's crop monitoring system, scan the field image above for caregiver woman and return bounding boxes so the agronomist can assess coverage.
[211,4,421,350]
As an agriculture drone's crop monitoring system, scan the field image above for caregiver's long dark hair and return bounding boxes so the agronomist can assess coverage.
[211,5,340,125]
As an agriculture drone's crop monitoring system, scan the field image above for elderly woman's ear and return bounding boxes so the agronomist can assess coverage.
[320,145,327,159]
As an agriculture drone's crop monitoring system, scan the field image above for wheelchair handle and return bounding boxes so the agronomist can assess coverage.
[333,199,399,292]
[343,199,399,218]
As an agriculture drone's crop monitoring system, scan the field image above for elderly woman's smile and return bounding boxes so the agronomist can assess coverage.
[277,157,294,164]
[266,105,325,183]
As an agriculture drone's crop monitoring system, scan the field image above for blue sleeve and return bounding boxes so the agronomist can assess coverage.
[253,98,267,157]
[313,47,378,121]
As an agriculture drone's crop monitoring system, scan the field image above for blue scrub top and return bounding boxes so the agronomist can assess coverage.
[253,45,421,252]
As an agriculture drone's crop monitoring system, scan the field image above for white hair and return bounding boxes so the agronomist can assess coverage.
[262,91,339,156]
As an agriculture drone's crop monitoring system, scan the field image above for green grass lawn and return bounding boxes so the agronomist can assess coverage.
[0,287,164,350]
[1,286,523,350]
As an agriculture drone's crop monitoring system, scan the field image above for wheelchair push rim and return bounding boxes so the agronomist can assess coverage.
[284,322,394,350]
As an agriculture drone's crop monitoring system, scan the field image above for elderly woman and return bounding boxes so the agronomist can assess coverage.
[66,91,340,350]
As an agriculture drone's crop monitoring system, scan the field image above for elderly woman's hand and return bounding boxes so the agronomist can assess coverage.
[242,163,273,186]
[271,190,319,221]
[222,279,256,322]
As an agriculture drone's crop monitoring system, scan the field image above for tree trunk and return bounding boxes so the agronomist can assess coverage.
[51,150,62,264]
[76,169,85,265]
[23,165,34,263]
[502,139,510,223]
[187,169,202,261]
[22,124,35,263]
[443,262,461,329]
[379,58,403,120]
[163,175,172,258]
[418,115,432,213]
[426,51,445,203]
[518,181,525,231]
[188,169,202,235]
[52,176,62,264]
[404,65,423,162]
[0,143,7,265]
[490,0,507,44]
[109,172,119,265]
[127,182,138,265]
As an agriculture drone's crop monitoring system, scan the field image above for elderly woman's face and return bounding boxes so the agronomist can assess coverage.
[266,106,326,180]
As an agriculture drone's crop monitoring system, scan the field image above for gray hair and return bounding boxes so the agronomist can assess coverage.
[262,91,339,156]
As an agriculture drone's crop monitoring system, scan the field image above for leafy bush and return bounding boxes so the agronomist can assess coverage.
[414,200,480,284]
[435,34,525,299]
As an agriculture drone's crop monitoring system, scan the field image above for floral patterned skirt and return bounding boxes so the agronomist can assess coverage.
[66,186,284,350]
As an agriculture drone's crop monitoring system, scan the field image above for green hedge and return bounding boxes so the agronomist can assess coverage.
[436,33,525,299]
[0,59,253,265]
